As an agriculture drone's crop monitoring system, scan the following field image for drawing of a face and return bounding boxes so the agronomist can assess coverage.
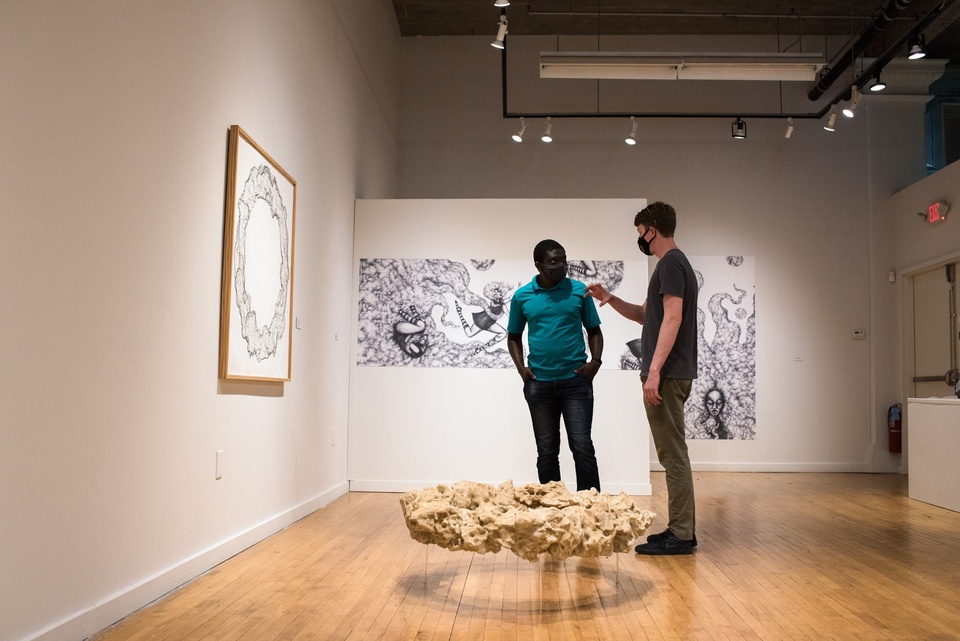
[705,389,725,417]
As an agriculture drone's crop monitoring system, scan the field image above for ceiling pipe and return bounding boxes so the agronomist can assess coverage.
[808,0,912,101]
[498,0,956,121]
[529,10,904,21]
[831,0,958,102]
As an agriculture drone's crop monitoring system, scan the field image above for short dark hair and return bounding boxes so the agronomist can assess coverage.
[533,239,564,263]
[634,201,677,237]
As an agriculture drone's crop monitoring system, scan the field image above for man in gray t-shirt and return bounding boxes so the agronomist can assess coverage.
[587,201,699,556]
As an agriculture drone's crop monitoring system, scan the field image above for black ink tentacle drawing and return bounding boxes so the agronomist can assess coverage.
[684,256,756,440]
[393,305,428,358]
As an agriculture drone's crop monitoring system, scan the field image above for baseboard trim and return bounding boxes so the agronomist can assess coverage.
[604,483,653,496]
[350,479,438,493]
[27,482,349,641]
[651,462,876,473]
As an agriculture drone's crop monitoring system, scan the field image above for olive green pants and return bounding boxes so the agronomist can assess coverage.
[643,377,696,541]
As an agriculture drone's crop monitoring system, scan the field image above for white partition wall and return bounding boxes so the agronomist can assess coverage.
[350,199,653,495]
[907,398,960,512]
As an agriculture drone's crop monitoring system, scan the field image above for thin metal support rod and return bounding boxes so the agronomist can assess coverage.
[500,29,508,117]
[539,553,545,613]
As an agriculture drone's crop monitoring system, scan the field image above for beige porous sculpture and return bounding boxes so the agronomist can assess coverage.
[399,480,655,562]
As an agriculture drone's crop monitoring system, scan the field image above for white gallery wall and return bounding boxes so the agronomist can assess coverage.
[2,3,957,640]
[397,35,942,474]
[889,158,960,441]
[350,199,653,495]
[891,161,960,271]
[0,2,400,641]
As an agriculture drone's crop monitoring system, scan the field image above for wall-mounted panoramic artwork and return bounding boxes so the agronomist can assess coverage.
[356,253,755,438]
[356,257,646,369]
[219,126,297,381]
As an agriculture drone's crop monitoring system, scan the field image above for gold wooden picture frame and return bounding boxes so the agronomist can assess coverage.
[219,125,297,381]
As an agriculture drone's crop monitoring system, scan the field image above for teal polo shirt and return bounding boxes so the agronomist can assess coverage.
[507,276,601,381]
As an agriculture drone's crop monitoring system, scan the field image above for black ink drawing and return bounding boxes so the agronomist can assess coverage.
[620,339,643,371]
[357,258,516,367]
[694,387,732,439]
[357,258,630,368]
[392,304,428,358]
[220,124,297,382]
[685,255,756,440]
[611,255,756,439]
[454,281,511,354]
[233,165,291,362]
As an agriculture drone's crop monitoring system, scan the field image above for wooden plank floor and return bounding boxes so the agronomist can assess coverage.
[91,473,960,641]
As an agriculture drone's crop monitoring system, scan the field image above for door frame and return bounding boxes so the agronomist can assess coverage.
[899,250,960,473]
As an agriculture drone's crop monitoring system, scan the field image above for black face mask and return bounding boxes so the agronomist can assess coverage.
[637,229,655,256]
[540,261,568,282]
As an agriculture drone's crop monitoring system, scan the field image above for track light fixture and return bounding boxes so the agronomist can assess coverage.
[491,14,507,49]
[731,117,746,140]
[842,86,862,118]
[494,0,510,7]
[869,72,886,92]
[511,117,526,142]
[908,34,926,60]
[541,117,553,143]
[784,117,794,139]
[823,106,837,132]
[625,116,638,145]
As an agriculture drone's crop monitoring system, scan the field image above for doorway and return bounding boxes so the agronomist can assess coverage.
[911,262,960,399]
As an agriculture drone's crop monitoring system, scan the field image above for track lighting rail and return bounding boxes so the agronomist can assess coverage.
[497,0,957,124]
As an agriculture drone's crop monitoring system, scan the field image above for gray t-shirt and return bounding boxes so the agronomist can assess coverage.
[640,248,698,379]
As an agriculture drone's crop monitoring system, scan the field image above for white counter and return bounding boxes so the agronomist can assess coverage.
[907,397,960,513]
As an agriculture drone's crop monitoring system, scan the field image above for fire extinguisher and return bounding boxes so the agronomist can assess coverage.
[888,404,902,453]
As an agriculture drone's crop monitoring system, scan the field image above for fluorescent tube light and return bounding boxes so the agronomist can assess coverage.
[540,52,825,82]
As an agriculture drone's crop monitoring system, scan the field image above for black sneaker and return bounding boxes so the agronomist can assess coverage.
[646,528,697,547]
[635,532,696,555]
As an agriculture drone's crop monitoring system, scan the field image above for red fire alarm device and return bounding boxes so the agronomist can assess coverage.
[927,200,949,224]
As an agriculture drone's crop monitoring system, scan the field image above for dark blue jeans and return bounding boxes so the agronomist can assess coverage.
[522,373,601,492]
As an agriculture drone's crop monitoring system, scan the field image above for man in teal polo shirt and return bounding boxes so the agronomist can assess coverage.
[506,239,604,492]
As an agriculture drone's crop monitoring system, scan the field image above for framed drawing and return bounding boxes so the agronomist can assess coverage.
[219,125,297,381]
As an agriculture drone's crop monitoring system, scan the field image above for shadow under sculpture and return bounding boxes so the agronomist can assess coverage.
[400,480,655,562]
